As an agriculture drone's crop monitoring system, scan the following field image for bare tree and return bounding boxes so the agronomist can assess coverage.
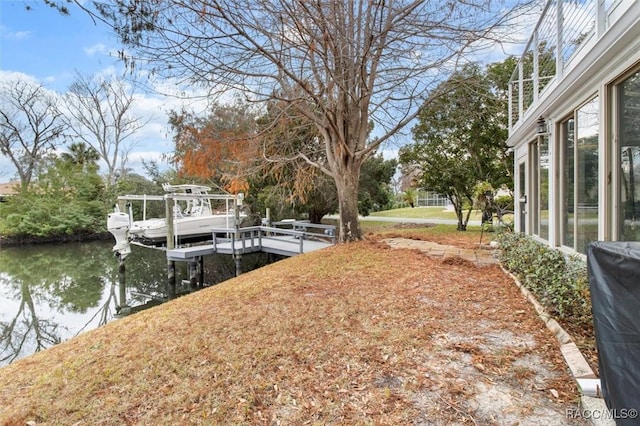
[63,74,151,186]
[94,0,528,242]
[0,79,66,190]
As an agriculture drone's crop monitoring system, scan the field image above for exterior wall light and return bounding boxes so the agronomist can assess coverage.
[537,116,547,134]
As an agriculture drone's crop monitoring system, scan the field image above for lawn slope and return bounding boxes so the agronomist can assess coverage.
[0,233,581,425]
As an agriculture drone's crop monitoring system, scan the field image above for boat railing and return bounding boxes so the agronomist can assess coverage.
[116,192,240,221]
[117,193,238,203]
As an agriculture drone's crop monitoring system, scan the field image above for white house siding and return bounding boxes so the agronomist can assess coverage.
[507,0,640,255]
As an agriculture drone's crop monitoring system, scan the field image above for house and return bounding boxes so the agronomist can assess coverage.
[507,0,640,255]
[0,181,19,202]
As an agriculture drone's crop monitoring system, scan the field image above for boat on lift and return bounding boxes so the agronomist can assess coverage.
[107,183,242,258]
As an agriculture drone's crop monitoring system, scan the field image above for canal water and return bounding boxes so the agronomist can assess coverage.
[0,240,270,367]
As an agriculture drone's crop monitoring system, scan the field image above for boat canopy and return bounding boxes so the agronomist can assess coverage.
[162,183,211,194]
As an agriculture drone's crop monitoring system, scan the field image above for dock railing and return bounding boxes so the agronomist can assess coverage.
[210,223,336,255]
[271,220,337,244]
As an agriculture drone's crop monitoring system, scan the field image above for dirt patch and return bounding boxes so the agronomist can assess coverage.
[441,256,478,267]
[373,224,493,249]
[382,233,597,425]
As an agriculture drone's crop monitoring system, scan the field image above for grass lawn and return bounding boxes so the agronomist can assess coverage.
[369,206,481,220]
[0,224,586,425]
[367,207,514,230]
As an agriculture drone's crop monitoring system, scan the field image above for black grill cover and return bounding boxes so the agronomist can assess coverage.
[587,241,640,423]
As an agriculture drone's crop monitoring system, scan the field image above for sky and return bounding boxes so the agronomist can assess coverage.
[0,1,539,184]
[0,1,203,182]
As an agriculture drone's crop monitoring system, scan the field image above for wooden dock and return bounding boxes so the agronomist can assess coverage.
[165,223,335,261]
[112,192,337,309]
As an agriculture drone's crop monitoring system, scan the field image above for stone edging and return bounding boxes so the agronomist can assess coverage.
[500,267,614,426]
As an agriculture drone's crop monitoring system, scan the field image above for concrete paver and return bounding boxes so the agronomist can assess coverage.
[383,237,499,266]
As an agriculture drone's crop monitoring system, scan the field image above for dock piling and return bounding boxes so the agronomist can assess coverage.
[166,194,176,298]
[117,253,128,310]
[189,260,198,290]
[234,254,242,276]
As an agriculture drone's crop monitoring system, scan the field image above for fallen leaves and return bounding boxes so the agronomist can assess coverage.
[0,230,585,425]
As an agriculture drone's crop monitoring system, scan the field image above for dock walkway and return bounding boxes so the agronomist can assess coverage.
[166,223,336,261]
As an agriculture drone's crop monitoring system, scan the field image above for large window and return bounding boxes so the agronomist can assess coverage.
[560,118,575,248]
[560,97,599,253]
[531,136,549,239]
[531,141,538,233]
[616,69,640,240]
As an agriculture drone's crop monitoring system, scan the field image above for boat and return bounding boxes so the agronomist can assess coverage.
[107,184,242,258]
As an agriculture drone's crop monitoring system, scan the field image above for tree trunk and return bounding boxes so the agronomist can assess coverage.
[455,206,467,231]
[451,193,475,231]
[451,197,467,231]
[463,206,474,230]
[334,165,363,242]
[308,210,326,225]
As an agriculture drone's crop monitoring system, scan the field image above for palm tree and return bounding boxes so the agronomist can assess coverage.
[60,142,100,171]
[401,188,418,208]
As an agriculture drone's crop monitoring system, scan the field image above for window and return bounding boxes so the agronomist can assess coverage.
[616,69,640,240]
[576,99,599,251]
[530,136,549,240]
[518,162,526,233]
[560,118,575,248]
[531,141,538,233]
[559,97,599,253]
[540,137,550,240]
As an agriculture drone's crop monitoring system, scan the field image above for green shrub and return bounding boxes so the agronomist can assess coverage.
[496,232,591,327]
[494,194,514,213]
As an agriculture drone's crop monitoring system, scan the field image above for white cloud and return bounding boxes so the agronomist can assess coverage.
[11,30,31,40]
[42,75,58,85]
[126,150,173,177]
[128,151,168,164]
[84,43,108,56]
[0,24,31,41]
[0,70,40,85]
[381,148,399,161]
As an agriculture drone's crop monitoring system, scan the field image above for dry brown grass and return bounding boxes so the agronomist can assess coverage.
[0,227,584,425]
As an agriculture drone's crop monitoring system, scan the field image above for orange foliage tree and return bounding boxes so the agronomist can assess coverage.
[168,102,259,193]
[169,99,337,221]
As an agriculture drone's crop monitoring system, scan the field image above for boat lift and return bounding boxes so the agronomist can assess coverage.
[108,186,336,314]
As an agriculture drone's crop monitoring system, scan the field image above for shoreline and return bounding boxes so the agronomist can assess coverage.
[0,231,112,248]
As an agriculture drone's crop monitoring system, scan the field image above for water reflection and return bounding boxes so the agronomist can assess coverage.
[0,240,269,366]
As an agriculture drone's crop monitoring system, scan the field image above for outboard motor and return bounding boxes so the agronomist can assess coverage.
[107,211,132,259]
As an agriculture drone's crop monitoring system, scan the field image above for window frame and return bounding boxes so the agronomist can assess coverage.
[557,95,600,253]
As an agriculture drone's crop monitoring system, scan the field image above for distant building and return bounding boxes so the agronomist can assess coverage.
[0,181,19,202]
[416,191,451,208]
[507,0,640,255]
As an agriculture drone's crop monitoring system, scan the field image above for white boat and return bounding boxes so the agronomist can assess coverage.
[107,184,242,258]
